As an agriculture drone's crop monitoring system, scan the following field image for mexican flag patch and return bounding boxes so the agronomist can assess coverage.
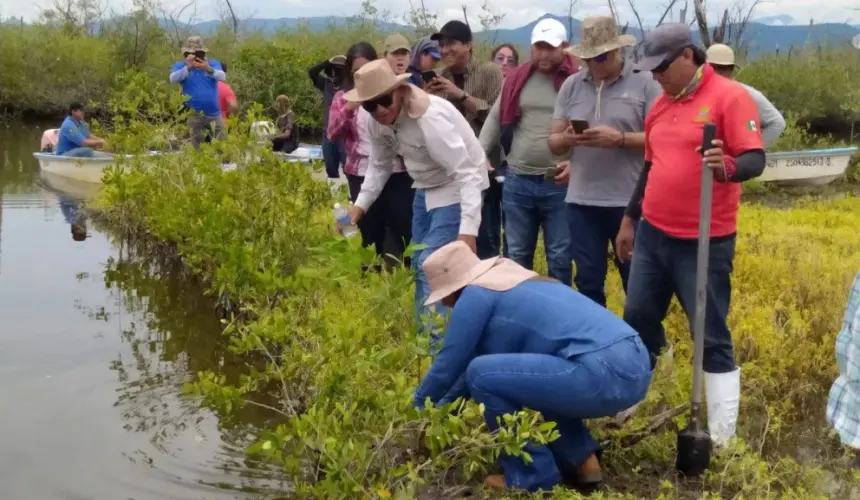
[748,120,758,131]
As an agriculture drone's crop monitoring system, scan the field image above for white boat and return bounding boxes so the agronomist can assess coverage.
[33,152,118,184]
[760,146,857,186]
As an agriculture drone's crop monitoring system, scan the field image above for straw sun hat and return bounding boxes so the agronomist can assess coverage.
[567,16,636,59]
[422,241,538,306]
[342,59,411,103]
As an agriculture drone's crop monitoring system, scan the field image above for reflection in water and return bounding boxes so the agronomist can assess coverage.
[92,229,286,494]
[0,123,285,499]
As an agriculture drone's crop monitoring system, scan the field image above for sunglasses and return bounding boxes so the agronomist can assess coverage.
[651,47,687,74]
[184,51,207,59]
[361,93,394,113]
[583,52,611,63]
[494,55,517,65]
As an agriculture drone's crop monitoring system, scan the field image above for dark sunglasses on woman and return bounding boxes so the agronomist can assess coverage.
[361,93,394,112]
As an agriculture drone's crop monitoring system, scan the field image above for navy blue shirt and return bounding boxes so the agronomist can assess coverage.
[170,59,223,116]
[413,280,638,407]
[56,116,91,155]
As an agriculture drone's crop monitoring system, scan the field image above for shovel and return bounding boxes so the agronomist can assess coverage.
[675,122,717,478]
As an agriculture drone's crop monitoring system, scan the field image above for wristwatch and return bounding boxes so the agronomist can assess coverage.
[457,92,469,103]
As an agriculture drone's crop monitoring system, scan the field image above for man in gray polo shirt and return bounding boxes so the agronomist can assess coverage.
[548,16,662,307]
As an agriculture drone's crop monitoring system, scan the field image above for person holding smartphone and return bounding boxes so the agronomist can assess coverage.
[478,18,578,284]
[169,36,226,150]
[547,16,661,307]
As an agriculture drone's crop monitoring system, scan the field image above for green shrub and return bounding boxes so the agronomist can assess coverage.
[91,78,860,497]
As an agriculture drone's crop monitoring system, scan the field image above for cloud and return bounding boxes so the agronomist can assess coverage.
[6,0,857,26]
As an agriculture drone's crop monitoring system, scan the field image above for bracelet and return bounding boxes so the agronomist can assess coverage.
[619,131,626,147]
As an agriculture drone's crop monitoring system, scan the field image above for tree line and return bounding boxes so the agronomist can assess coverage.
[0,0,857,141]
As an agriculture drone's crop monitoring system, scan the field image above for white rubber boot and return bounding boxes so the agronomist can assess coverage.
[705,367,741,447]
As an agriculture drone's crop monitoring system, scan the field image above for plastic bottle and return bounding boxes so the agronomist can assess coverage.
[334,203,358,238]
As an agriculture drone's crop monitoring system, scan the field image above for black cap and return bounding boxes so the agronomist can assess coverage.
[431,20,473,43]
[633,23,694,72]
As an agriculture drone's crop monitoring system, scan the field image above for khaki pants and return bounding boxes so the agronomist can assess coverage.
[188,114,225,149]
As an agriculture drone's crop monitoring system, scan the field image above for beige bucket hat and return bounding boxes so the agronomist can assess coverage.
[343,59,411,103]
[181,36,208,53]
[567,16,636,59]
[422,241,538,306]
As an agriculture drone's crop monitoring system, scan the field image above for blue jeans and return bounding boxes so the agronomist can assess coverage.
[477,174,503,259]
[62,147,95,158]
[412,189,461,335]
[466,337,651,492]
[623,219,737,373]
[321,135,345,179]
[567,204,634,307]
[502,172,571,286]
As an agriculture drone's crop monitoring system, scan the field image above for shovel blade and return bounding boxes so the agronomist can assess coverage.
[676,425,711,477]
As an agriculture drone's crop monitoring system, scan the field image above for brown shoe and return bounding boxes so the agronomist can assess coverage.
[576,453,603,485]
[485,474,506,489]
[561,453,603,493]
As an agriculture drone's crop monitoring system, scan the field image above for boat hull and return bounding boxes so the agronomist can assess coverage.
[760,147,857,186]
[33,153,115,184]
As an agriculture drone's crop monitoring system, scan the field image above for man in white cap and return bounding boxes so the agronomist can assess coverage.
[547,16,662,306]
[479,18,578,285]
[346,59,489,333]
[706,43,785,148]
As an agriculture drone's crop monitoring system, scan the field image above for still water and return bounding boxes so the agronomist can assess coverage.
[0,124,281,499]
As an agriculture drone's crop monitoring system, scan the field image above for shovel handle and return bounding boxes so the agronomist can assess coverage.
[690,123,717,414]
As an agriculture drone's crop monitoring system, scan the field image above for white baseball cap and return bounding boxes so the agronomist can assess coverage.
[531,18,567,48]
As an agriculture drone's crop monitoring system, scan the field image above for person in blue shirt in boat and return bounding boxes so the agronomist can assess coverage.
[413,241,652,493]
[56,103,107,157]
[169,36,226,150]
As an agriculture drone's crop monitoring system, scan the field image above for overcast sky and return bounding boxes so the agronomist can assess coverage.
[5,0,858,28]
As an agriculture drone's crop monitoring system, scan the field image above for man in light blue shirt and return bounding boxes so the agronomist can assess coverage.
[169,36,226,149]
[706,44,786,147]
[56,103,106,157]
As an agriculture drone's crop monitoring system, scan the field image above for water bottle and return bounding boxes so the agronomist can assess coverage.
[334,203,358,238]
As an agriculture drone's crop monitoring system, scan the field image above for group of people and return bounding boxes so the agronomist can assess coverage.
[318,16,786,492]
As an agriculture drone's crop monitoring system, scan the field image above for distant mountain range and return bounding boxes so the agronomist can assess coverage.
[173,14,859,57]
[6,13,858,58]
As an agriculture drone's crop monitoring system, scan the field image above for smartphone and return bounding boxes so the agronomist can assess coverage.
[421,70,437,83]
[544,166,560,181]
[569,119,590,134]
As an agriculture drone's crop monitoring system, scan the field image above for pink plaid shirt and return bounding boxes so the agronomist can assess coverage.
[327,91,405,177]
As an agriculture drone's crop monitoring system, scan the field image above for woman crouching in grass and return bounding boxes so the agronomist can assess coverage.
[413,241,652,493]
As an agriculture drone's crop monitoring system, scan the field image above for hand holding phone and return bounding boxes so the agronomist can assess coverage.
[569,119,590,135]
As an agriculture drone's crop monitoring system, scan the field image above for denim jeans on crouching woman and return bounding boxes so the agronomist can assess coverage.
[465,337,652,492]
[412,189,461,336]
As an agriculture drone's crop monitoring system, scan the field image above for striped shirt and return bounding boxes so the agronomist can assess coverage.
[827,272,860,449]
[436,59,503,137]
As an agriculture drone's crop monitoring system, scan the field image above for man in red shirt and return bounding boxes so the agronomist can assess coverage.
[616,24,766,448]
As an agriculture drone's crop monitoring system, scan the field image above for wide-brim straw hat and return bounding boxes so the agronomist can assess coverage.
[422,241,538,306]
[343,59,411,103]
[567,16,636,59]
